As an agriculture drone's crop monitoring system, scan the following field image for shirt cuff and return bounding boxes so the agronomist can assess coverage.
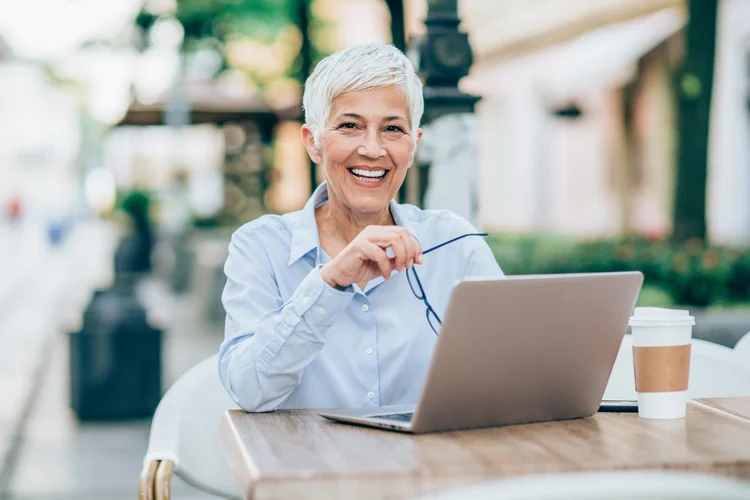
[291,265,354,331]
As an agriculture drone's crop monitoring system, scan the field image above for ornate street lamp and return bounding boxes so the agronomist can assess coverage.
[385,0,407,51]
[411,0,479,215]
[416,0,479,121]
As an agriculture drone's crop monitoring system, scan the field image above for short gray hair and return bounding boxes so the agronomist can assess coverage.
[302,44,424,146]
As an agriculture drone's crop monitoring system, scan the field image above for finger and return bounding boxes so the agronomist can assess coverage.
[413,234,424,264]
[362,241,393,279]
[395,228,422,267]
[365,227,403,248]
[392,231,413,269]
[387,236,408,272]
[368,227,411,248]
[363,227,419,268]
[405,231,422,265]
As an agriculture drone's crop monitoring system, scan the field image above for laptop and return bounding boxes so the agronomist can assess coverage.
[319,271,643,433]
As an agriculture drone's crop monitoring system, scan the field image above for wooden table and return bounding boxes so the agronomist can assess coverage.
[222,398,750,499]
[697,398,750,422]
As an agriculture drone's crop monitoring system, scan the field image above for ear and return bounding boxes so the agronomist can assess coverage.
[301,124,323,164]
[407,127,424,169]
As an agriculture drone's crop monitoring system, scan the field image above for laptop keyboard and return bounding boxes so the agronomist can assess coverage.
[371,412,414,422]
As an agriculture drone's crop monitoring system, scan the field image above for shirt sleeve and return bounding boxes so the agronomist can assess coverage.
[218,229,354,412]
[445,215,503,278]
[463,237,504,278]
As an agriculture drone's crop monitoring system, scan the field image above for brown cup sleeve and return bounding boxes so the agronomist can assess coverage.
[632,344,691,393]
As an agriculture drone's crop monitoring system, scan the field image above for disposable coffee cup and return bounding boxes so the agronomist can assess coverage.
[629,307,695,419]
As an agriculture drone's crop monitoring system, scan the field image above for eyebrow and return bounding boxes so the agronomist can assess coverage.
[335,113,408,122]
[336,113,365,121]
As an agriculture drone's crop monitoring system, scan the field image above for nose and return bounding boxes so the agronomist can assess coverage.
[357,130,385,159]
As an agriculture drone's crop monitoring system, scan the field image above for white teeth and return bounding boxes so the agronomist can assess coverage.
[351,168,386,178]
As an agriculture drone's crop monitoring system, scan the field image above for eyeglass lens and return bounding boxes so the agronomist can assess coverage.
[408,232,488,336]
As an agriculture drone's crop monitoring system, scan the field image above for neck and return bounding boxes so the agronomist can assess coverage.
[317,196,394,245]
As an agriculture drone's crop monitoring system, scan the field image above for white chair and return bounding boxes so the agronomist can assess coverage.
[604,334,750,400]
[421,471,750,499]
[139,354,241,500]
[734,331,750,360]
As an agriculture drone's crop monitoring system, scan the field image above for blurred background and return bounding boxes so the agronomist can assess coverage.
[0,0,748,498]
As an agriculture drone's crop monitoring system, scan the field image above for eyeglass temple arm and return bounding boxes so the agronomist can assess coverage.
[422,233,488,255]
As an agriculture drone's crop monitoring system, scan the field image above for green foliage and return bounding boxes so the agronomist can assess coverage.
[137,1,292,41]
[121,190,150,222]
[726,253,750,300]
[486,234,750,308]
[636,284,674,307]
[176,0,291,42]
[137,1,333,85]
[663,239,730,307]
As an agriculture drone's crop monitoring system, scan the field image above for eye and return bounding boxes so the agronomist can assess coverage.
[385,125,405,133]
[337,122,358,130]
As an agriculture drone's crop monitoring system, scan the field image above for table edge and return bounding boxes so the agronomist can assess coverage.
[221,403,750,492]
[694,398,750,423]
[222,410,262,497]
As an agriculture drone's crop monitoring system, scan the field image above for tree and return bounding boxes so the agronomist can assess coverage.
[672,0,719,242]
[136,0,331,85]
[138,0,289,43]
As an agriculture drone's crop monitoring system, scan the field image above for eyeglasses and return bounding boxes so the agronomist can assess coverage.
[406,232,488,335]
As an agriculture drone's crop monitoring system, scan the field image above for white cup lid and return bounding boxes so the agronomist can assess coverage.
[629,307,695,327]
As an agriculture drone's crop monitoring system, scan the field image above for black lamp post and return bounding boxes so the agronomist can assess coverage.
[385,0,406,51]
[417,0,479,119]
[413,0,479,206]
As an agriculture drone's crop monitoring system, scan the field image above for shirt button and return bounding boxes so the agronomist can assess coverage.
[302,296,310,305]
[367,392,375,399]
[361,304,369,312]
[366,347,374,355]
[314,306,326,315]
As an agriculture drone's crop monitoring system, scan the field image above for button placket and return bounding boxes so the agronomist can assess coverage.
[360,298,377,404]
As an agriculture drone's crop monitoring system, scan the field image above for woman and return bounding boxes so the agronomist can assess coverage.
[219,44,503,412]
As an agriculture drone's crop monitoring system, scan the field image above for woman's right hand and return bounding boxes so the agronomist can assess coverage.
[319,226,423,289]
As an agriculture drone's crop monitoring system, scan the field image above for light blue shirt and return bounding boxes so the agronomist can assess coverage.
[219,182,503,412]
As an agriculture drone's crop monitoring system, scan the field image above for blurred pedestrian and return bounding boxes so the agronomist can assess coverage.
[6,193,22,224]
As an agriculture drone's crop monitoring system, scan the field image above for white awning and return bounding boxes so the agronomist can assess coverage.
[465,7,686,102]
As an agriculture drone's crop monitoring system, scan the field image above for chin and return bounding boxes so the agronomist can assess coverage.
[346,191,391,214]
[348,193,392,214]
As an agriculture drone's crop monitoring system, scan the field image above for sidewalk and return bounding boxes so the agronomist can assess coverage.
[0,220,104,488]
[0,221,226,499]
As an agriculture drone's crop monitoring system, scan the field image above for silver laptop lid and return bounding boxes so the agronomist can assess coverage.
[410,272,643,433]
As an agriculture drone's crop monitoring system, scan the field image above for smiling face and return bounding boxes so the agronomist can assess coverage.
[302,86,422,218]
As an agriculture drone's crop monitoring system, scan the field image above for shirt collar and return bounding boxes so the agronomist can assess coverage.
[288,182,328,266]
[287,181,421,267]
